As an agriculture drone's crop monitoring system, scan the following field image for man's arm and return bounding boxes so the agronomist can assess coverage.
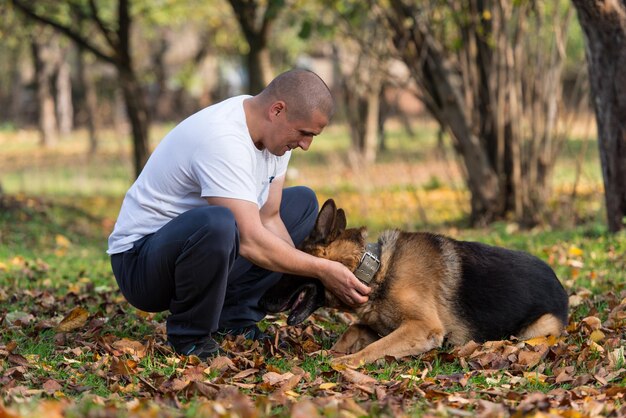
[205,194,370,306]
[258,175,294,247]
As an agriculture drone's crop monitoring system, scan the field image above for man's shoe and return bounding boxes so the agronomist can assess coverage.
[168,336,221,360]
[217,324,269,341]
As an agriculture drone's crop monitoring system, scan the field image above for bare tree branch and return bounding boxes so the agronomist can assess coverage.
[88,0,119,50]
[11,0,115,65]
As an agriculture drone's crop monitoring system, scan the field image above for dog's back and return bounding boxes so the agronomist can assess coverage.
[451,238,568,342]
[375,232,568,344]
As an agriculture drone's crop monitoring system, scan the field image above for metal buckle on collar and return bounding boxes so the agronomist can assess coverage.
[354,243,381,284]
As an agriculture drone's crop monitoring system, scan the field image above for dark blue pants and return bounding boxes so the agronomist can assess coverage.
[110,186,318,343]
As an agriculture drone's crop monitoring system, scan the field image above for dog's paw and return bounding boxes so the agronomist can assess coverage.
[330,353,364,369]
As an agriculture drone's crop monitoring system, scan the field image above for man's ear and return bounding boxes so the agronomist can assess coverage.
[269,101,285,118]
[311,199,336,242]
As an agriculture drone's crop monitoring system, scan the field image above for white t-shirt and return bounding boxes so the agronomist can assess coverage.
[107,95,291,255]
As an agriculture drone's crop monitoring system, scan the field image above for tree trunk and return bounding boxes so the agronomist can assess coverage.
[228,0,279,94]
[247,40,273,94]
[119,65,150,178]
[332,39,385,167]
[76,46,99,154]
[30,33,58,148]
[55,52,73,135]
[8,48,23,125]
[150,34,170,119]
[572,0,626,233]
[363,88,380,164]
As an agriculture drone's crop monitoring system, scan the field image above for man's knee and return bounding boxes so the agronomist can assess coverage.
[185,206,239,250]
[283,186,318,217]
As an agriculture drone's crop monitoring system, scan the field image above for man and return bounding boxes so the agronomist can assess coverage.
[107,69,370,360]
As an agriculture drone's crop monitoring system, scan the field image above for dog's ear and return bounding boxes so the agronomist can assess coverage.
[287,281,326,325]
[329,208,347,241]
[311,199,337,242]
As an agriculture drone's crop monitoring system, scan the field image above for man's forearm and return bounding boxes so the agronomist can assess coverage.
[261,214,295,247]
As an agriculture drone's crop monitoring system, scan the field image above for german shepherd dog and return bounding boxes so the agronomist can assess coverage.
[260,199,569,366]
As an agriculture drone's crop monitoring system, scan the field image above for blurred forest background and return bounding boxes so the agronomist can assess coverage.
[0,0,624,233]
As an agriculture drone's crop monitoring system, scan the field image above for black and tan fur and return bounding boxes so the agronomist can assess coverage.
[260,199,569,366]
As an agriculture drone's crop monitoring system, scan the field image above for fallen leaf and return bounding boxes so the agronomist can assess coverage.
[42,379,62,395]
[110,357,136,376]
[208,356,236,373]
[55,234,71,248]
[581,316,602,331]
[232,368,259,381]
[568,246,583,256]
[589,329,605,343]
[456,340,480,357]
[523,372,548,384]
[56,307,89,332]
[262,371,294,386]
[339,368,377,385]
[111,338,147,358]
[318,382,337,390]
[518,349,545,368]
[291,399,320,418]
[524,335,558,347]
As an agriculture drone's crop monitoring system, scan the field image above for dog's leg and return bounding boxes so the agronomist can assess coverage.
[332,320,444,367]
[517,313,565,340]
[332,324,380,354]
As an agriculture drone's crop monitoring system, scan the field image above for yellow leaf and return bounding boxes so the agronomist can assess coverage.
[0,262,7,271]
[54,248,68,257]
[55,234,71,248]
[525,335,559,347]
[56,307,89,332]
[330,362,348,372]
[589,330,605,343]
[482,10,492,20]
[285,390,300,398]
[589,341,604,353]
[318,382,337,390]
[568,246,584,257]
[523,372,547,384]
[11,256,25,267]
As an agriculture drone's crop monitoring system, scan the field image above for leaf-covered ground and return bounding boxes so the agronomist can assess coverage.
[1,195,625,417]
[1,126,624,416]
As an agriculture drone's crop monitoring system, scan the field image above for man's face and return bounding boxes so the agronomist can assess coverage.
[266,108,328,156]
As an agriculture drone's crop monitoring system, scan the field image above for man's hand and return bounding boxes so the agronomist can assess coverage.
[319,260,371,307]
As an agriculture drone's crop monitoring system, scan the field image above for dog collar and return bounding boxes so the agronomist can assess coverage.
[354,242,381,284]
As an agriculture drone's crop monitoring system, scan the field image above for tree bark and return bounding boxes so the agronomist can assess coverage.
[571,0,626,232]
[56,51,74,135]
[119,64,150,178]
[76,46,99,154]
[30,31,58,148]
[228,0,280,94]
[247,40,273,95]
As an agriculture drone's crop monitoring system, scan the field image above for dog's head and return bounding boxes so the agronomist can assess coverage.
[259,199,367,325]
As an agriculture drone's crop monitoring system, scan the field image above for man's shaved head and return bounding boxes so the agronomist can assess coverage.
[259,69,335,122]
